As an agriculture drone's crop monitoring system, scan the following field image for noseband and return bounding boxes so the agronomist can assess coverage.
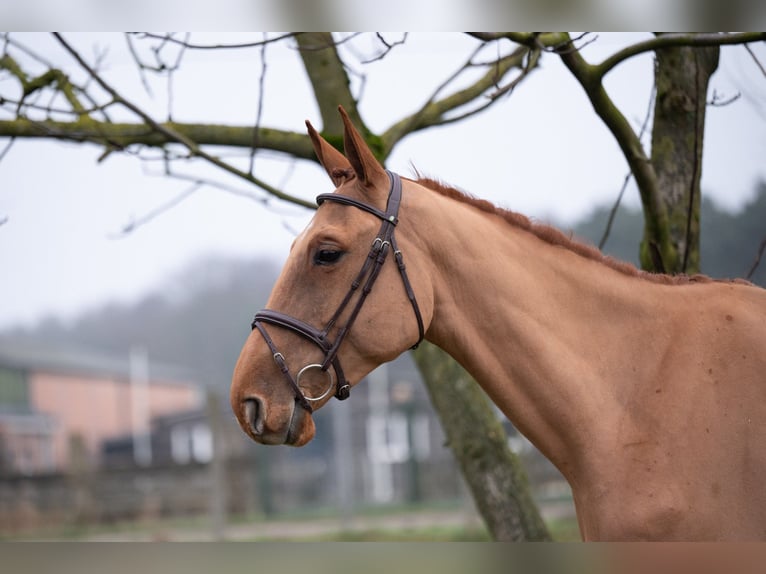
[251,170,425,413]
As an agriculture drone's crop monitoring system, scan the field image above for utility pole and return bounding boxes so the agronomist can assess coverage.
[129,345,152,467]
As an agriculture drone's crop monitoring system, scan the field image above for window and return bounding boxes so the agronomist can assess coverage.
[171,423,213,464]
[0,368,28,411]
[191,423,212,463]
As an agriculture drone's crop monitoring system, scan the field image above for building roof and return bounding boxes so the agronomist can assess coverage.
[0,338,199,387]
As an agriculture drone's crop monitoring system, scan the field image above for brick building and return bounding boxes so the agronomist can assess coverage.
[0,340,202,475]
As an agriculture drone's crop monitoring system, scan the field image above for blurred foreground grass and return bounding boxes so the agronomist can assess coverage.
[2,500,580,541]
[250,518,579,541]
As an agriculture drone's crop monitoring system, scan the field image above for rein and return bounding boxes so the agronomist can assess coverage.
[251,170,424,413]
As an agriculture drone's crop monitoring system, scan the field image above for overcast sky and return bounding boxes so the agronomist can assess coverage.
[1,33,764,329]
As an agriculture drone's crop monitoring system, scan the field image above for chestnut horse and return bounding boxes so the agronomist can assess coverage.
[231,107,766,540]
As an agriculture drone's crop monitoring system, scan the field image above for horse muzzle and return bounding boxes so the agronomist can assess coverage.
[239,396,315,446]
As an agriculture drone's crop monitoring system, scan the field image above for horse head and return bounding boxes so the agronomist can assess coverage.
[230,107,433,446]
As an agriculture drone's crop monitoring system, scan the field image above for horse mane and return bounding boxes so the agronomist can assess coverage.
[415,176,751,287]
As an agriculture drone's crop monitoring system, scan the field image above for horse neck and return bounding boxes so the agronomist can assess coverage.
[412,189,653,478]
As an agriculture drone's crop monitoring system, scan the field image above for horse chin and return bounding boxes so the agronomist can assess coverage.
[285,405,315,447]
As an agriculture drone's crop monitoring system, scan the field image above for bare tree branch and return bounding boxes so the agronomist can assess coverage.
[599,173,633,251]
[1,52,88,115]
[468,32,579,53]
[744,43,766,78]
[381,44,532,154]
[248,36,268,174]
[1,32,56,70]
[595,32,766,79]
[52,32,315,209]
[129,32,296,51]
[746,237,766,280]
[556,33,674,269]
[0,117,314,155]
[599,82,656,249]
[360,33,408,64]
[708,89,741,107]
[487,45,541,101]
[0,135,15,161]
[109,181,201,238]
[471,32,766,80]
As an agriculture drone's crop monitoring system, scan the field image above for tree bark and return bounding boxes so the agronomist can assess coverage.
[0,119,315,158]
[412,342,552,541]
[294,33,364,134]
[642,43,720,274]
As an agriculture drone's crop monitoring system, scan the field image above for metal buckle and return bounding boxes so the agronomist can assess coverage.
[372,237,390,251]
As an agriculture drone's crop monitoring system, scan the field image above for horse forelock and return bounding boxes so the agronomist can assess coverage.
[330,167,354,182]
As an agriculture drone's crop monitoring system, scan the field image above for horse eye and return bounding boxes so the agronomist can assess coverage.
[314,249,344,266]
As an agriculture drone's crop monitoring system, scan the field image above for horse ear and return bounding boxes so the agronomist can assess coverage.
[306,119,351,188]
[338,106,388,191]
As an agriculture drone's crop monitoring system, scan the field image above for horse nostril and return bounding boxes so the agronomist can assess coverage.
[243,398,264,436]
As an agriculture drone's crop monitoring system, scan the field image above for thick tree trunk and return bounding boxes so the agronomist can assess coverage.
[412,342,552,541]
[641,43,719,274]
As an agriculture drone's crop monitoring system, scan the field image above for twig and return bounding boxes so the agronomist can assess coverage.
[1,33,57,70]
[380,44,483,145]
[487,46,540,101]
[744,43,766,78]
[293,32,362,53]
[550,33,598,55]
[109,182,201,238]
[135,155,308,217]
[162,170,268,206]
[125,32,153,96]
[708,89,741,107]
[2,94,114,118]
[599,83,656,249]
[0,135,16,162]
[249,35,268,175]
[382,44,529,150]
[130,32,295,51]
[746,238,766,280]
[599,172,633,250]
[361,33,408,64]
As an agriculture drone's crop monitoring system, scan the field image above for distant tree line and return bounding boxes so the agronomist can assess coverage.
[577,180,765,285]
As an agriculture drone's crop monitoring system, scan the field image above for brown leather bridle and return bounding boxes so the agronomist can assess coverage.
[251,170,425,413]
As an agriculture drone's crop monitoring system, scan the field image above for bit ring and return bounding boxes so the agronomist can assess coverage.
[296,364,335,402]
